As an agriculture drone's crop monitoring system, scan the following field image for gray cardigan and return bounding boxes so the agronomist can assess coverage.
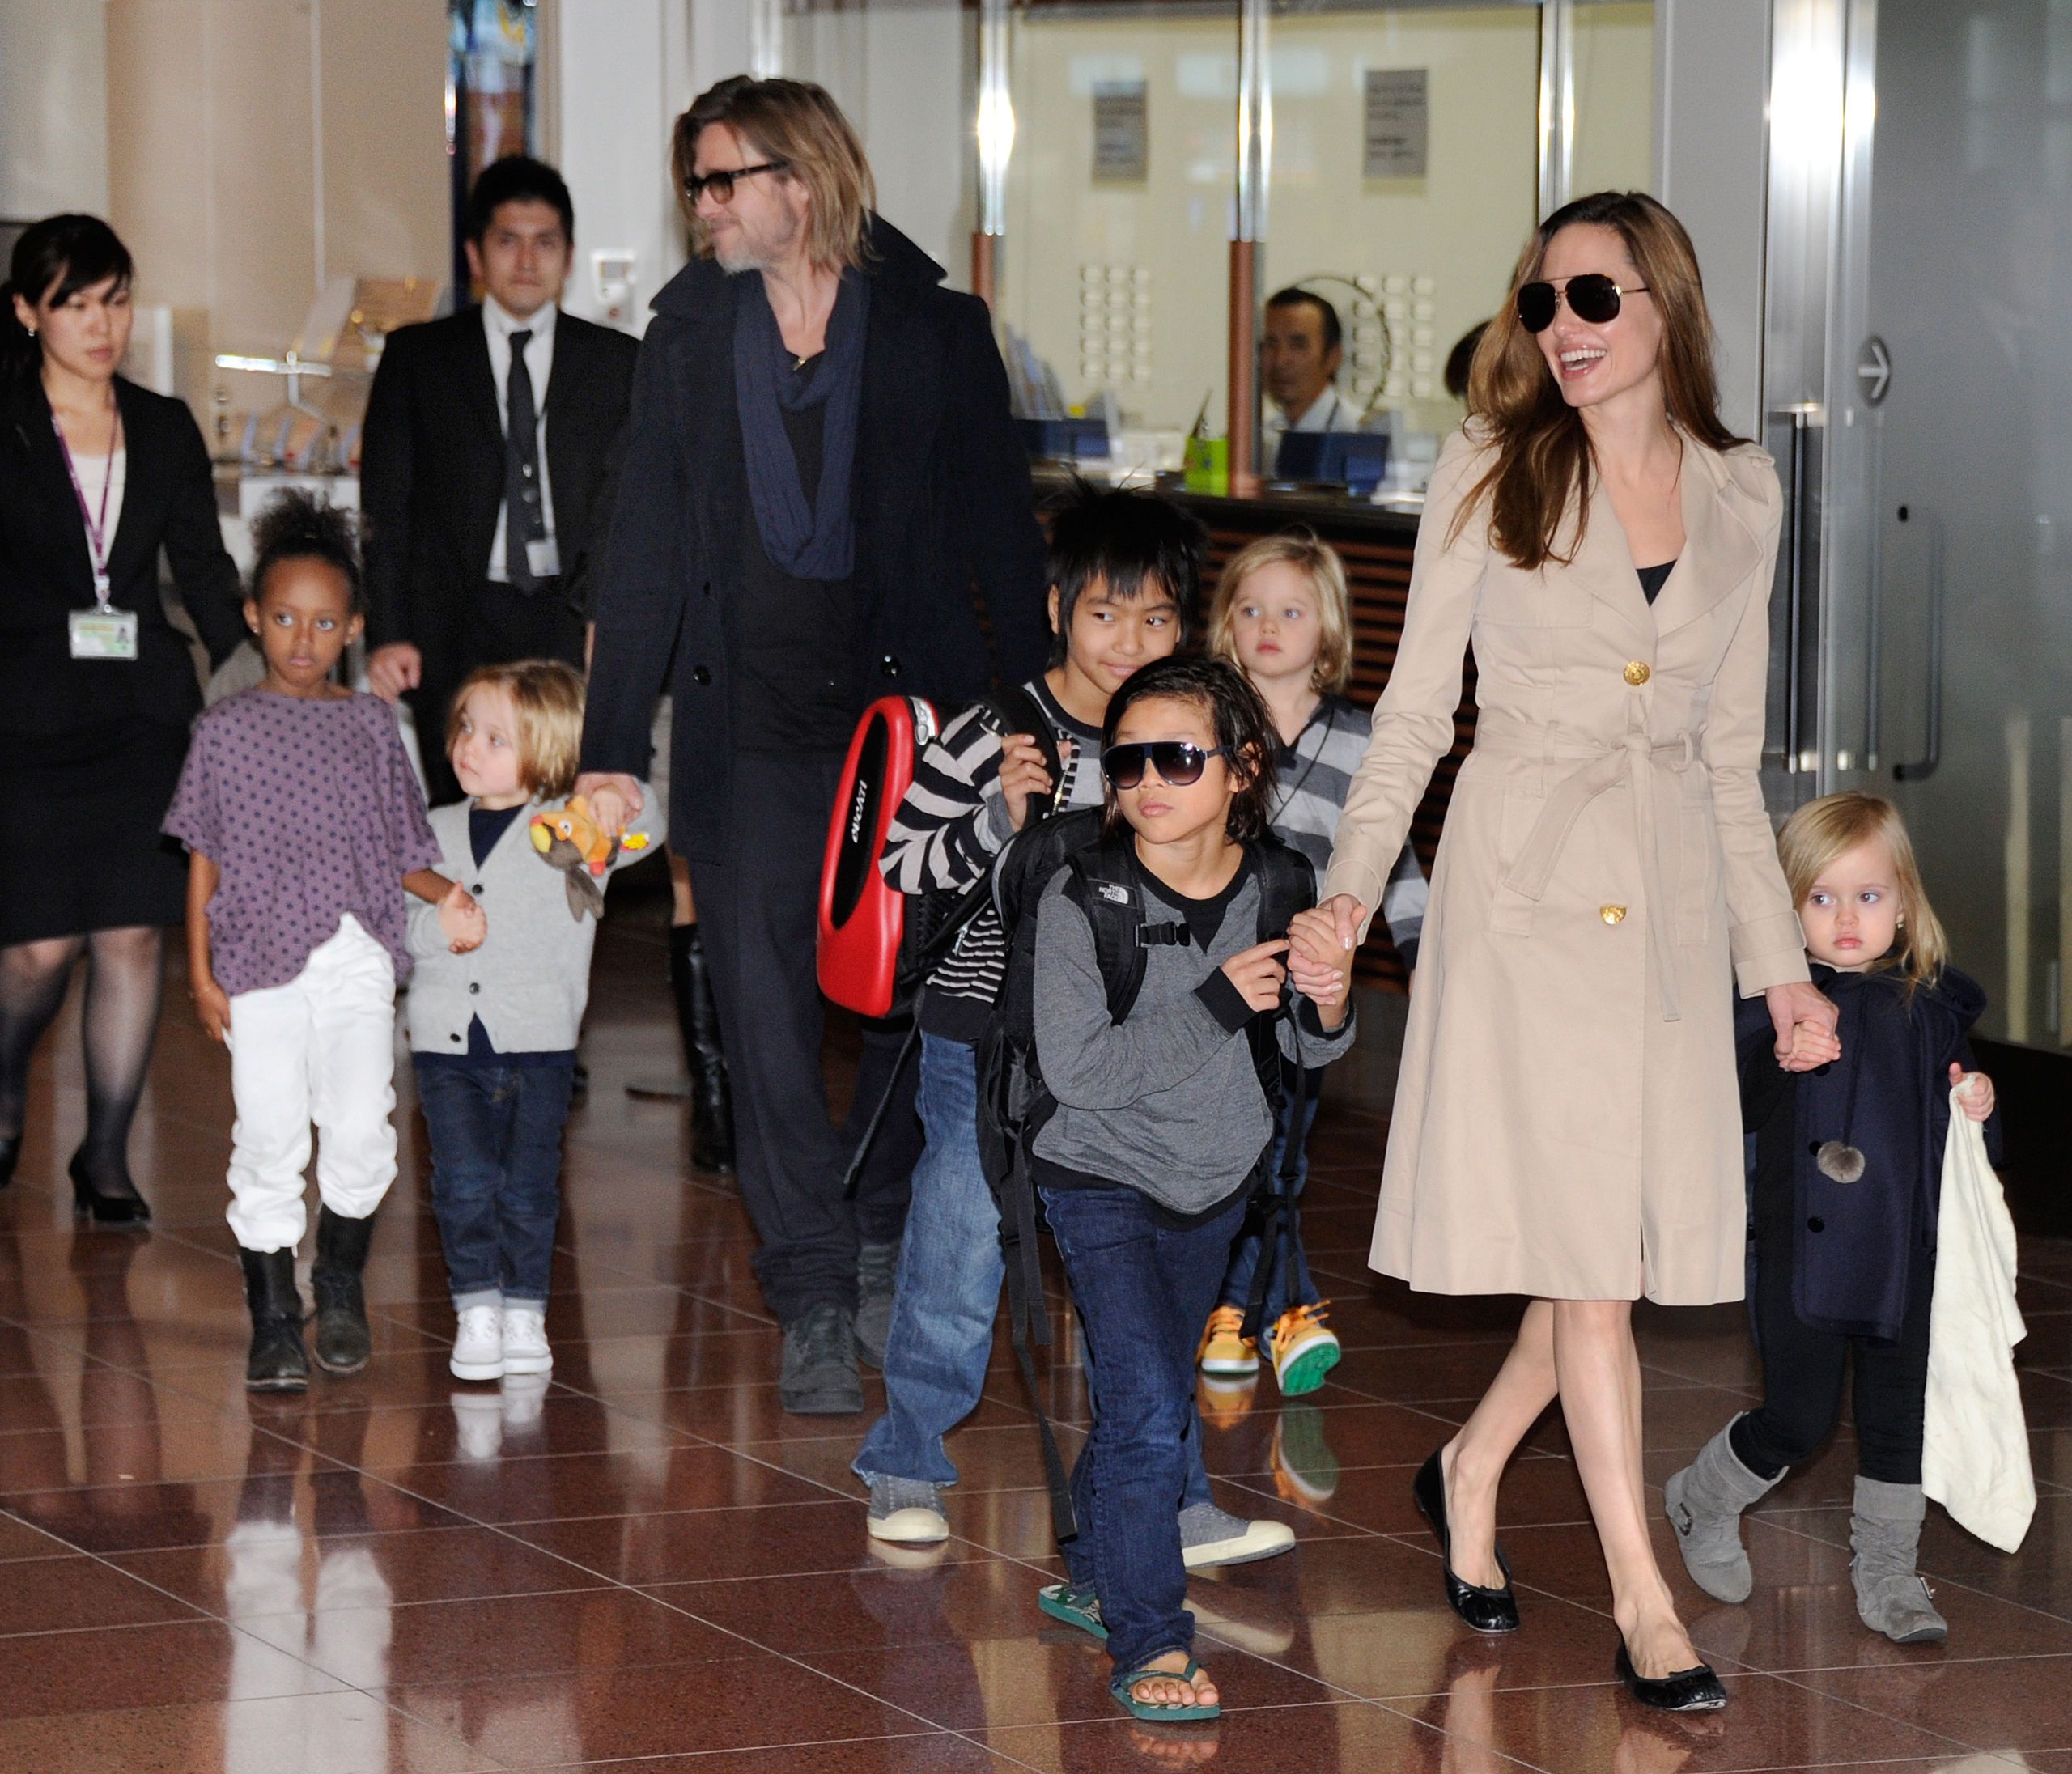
[405,790,663,1056]
[1030,863,1355,1216]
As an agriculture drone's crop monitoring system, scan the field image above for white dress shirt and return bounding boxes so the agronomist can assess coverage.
[482,295,558,584]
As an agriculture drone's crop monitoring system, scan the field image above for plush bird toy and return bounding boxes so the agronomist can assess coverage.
[529,796,650,923]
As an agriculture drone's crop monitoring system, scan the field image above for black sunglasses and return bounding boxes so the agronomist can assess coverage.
[1102,742,1228,790]
[1517,274,1649,333]
[682,160,788,205]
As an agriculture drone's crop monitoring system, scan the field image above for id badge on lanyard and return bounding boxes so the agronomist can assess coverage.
[55,410,137,661]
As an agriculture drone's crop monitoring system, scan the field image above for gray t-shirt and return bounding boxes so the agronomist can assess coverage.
[163,688,441,996]
[1030,855,1355,1217]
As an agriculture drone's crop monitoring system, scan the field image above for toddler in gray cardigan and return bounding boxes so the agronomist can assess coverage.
[406,661,661,1386]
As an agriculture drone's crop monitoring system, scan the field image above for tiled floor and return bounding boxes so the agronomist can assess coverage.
[7,909,2072,1771]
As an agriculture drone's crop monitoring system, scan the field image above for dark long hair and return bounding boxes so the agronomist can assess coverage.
[0,214,134,382]
[1459,190,1743,570]
[1101,656,1278,843]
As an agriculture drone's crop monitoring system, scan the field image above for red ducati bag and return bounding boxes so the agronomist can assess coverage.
[817,694,941,1017]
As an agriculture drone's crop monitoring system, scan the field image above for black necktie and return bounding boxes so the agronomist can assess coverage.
[504,328,545,593]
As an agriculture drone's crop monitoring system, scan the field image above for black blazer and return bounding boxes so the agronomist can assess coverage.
[0,373,243,739]
[360,304,639,684]
[580,218,1050,861]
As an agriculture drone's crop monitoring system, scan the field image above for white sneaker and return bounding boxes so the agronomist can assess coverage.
[450,1304,504,1381]
[501,1306,552,1376]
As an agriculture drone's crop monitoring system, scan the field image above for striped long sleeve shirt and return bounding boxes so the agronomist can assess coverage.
[1275,693,1428,967]
[881,677,1105,1043]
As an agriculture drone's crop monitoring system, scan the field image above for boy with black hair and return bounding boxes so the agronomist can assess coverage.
[852,486,1297,1574]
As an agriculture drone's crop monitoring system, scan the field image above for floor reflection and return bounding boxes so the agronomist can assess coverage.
[4,932,2072,1769]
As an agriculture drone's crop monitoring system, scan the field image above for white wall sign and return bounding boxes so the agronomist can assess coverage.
[1093,80,1149,182]
[1364,67,1429,179]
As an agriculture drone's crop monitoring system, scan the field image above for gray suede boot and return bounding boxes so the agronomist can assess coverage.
[1850,1475,1947,1644]
[1662,1417,1785,1603]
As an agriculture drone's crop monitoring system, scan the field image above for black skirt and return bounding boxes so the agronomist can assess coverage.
[1,718,191,944]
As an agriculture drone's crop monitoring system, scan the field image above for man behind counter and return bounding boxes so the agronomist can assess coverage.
[1262,286,1361,476]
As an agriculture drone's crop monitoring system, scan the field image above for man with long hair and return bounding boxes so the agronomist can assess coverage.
[576,78,1049,1414]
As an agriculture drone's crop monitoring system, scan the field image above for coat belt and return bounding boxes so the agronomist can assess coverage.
[1474,711,1702,1023]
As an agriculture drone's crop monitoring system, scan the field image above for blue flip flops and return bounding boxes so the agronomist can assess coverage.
[1036,1582,1107,1640]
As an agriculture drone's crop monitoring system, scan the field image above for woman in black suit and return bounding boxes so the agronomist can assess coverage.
[0,215,244,1221]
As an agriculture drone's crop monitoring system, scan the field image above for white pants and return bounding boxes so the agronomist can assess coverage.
[225,914,399,1253]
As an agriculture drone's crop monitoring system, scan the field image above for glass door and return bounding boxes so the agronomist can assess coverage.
[1816,0,2072,1049]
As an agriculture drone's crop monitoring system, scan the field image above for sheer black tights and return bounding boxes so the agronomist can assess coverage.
[0,927,164,1183]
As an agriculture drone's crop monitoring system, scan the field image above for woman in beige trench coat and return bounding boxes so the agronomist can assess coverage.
[1299,193,1839,1709]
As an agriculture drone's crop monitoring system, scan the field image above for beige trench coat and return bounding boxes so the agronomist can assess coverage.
[1323,427,1809,1304]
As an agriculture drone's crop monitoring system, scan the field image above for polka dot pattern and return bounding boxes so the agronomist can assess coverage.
[162,689,443,996]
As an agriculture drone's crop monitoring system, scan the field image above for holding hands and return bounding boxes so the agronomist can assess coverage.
[1287,906,1354,1027]
[439,881,486,953]
[1766,980,1841,1073]
[571,772,643,842]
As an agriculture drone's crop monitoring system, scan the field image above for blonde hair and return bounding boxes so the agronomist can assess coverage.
[1458,190,1743,570]
[672,76,876,273]
[1205,531,1354,695]
[446,660,585,800]
[1777,792,1948,991]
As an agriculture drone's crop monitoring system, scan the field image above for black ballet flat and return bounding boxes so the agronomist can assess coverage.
[0,1132,19,1186]
[1613,1639,1727,1712]
[69,1153,151,1227]
[1412,1449,1520,1633]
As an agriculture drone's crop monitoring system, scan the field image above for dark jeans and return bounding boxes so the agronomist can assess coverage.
[1042,1182,1247,1675]
[414,1059,575,1307]
[414,580,585,806]
[687,750,920,1322]
[1219,1060,1323,1322]
[1734,1199,1934,1487]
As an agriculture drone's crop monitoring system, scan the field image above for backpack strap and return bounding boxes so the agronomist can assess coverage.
[1238,834,1321,1344]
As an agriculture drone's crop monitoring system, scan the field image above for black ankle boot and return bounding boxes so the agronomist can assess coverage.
[310,1206,376,1375]
[240,1248,308,1392]
[676,925,735,1174]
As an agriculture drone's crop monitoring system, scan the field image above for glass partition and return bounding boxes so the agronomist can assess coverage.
[1259,4,1543,485]
[999,11,1238,457]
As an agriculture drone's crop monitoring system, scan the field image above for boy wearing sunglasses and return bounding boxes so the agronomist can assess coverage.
[853,485,1294,1572]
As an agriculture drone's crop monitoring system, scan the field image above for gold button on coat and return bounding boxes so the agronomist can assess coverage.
[1623,660,1651,686]
[1601,905,1627,925]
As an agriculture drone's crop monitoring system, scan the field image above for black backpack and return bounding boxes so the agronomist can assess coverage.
[977,808,1318,1539]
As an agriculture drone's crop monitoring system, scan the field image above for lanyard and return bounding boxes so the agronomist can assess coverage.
[52,404,123,608]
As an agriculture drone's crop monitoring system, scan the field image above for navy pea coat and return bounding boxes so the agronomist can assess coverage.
[1735,961,2003,1343]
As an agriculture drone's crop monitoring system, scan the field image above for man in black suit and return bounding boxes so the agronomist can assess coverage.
[362,155,637,804]
[575,79,1050,1415]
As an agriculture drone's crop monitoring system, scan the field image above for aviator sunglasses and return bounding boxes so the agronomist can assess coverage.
[1102,741,1228,790]
[1516,273,1649,333]
[681,160,789,205]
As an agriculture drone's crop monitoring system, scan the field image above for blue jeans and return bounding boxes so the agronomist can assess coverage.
[1042,1183,1247,1675]
[1219,1062,1323,1324]
[414,1059,575,1308]
[854,1038,1216,1508]
[856,1036,1003,1488]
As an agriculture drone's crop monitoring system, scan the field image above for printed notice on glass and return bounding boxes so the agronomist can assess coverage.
[1364,68,1429,178]
[1093,82,1149,182]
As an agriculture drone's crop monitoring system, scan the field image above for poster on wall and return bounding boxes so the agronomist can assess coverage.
[1364,68,1429,178]
[1093,82,1149,182]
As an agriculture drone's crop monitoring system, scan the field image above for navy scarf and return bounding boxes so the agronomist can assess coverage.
[733,269,868,583]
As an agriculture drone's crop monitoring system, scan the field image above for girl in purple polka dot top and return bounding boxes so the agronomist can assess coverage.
[163,493,484,1394]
